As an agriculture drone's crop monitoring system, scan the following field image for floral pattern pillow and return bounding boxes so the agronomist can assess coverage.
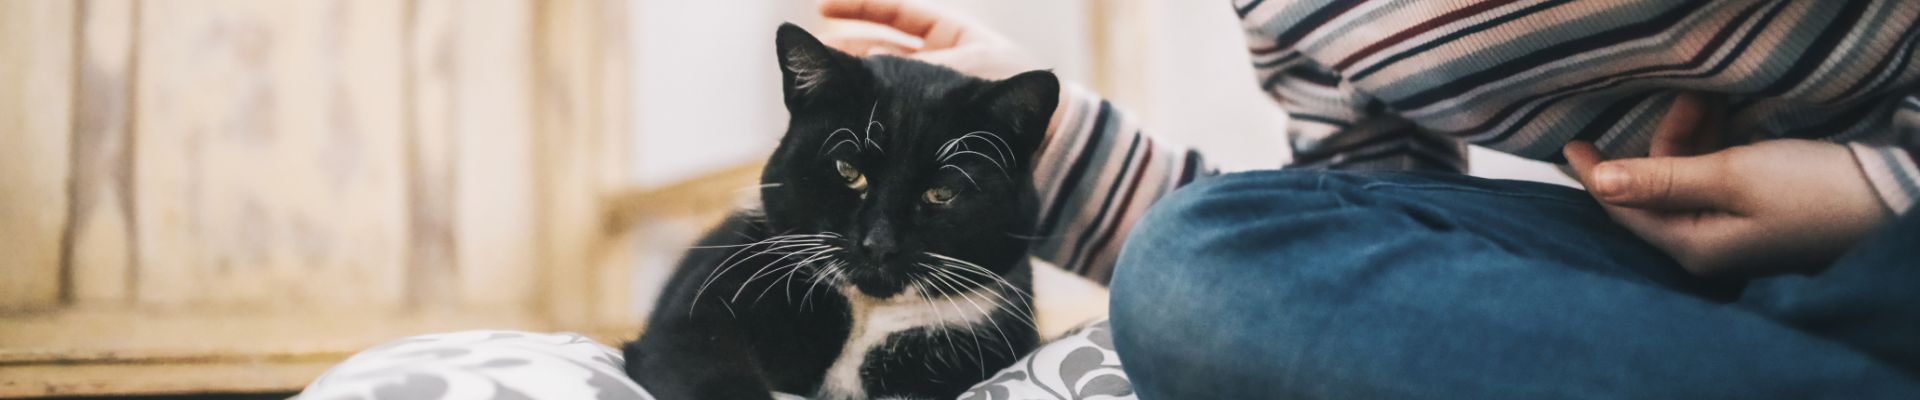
[963,319,1134,400]
[296,330,653,400]
[300,320,1132,400]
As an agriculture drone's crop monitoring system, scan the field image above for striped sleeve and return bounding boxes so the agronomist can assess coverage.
[1029,84,1217,284]
[1847,96,1920,216]
[1238,2,1468,173]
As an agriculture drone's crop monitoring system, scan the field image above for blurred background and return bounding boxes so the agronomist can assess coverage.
[0,0,1567,397]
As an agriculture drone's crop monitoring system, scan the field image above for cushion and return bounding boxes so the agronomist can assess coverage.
[296,330,653,400]
[299,320,1132,400]
[961,319,1135,400]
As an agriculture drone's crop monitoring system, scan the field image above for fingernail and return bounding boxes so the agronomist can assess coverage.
[1594,164,1628,198]
[868,47,896,56]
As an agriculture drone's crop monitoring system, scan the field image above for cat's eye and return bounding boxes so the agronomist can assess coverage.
[835,160,867,191]
[923,186,957,205]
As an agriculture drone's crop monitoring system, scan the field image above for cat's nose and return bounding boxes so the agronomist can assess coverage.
[860,221,898,261]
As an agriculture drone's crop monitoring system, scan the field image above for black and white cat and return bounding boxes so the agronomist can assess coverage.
[623,23,1056,400]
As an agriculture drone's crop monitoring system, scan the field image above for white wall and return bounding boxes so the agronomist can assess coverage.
[1125,1,1293,171]
[629,1,811,188]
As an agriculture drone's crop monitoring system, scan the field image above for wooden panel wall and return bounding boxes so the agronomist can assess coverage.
[132,0,409,309]
[426,0,541,312]
[0,0,76,311]
[68,0,137,306]
[532,0,635,329]
[0,0,633,396]
[0,0,626,311]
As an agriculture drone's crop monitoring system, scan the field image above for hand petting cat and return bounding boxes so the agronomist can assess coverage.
[816,0,1071,144]
[816,0,1035,79]
[1564,93,1891,278]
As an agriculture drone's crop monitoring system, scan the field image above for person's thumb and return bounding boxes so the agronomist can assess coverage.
[1587,154,1736,211]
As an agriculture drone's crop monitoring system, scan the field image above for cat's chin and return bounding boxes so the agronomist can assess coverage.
[841,274,916,303]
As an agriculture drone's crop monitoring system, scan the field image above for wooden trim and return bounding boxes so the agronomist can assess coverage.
[2,360,336,397]
[0,308,548,397]
[603,161,763,234]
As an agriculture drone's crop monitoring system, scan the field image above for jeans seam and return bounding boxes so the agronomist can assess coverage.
[1357,182,1591,207]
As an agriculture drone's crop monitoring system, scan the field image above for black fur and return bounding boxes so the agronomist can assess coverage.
[623,23,1058,400]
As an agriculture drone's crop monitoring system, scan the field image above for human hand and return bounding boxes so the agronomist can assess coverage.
[1562,95,1891,277]
[816,0,1036,80]
[816,0,1068,143]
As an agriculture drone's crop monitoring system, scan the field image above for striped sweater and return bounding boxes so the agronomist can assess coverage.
[1032,0,1920,283]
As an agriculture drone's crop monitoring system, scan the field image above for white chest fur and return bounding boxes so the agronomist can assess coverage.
[817,285,1000,400]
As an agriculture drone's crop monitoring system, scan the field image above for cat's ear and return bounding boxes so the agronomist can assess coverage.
[775,23,859,108]
[975,70,1060,163]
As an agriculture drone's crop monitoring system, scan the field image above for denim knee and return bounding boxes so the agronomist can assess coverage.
[1108,170,1339,396]
[1110,170,1342,296]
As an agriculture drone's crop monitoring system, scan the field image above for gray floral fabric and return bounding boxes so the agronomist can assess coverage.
[301,320,1131,400]
[297,330,653,400]
[961,319,1134,400]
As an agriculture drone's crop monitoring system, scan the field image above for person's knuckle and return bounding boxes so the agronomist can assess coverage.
[1649,159,1678,201]
[1711,152,1756,203]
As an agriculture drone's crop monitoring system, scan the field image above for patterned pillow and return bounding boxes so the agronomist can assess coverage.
[963,319,1135,400]
[296,330,653,400]
[300,320,1133,400]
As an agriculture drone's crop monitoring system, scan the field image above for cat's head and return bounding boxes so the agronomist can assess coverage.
[757,23,1057,300]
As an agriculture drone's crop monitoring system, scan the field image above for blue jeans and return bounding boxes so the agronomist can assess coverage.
[1110,170,1920,399]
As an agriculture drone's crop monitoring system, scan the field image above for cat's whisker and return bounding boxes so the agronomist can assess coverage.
[947,263,1037,315]
[923,270,990,374]
[940,165,980,189]
[933,265,1036,329]
[744,233,844,306]
[959,131,1015,167]
[821,139,860,157]
[789,247,842,272]
[913,265,975,355]
[939,150,1011,179]
[690,237,827,313]
[907,276,962,370]
[941,259,1029,298]
[755,246,839,306]
[818,128,861,156]
[801,260,845,307]
[777,247,843,303]
[925,252,1038,319]
[692,234,803,312]
[702,232,814,315]
[932,265,1033,329]
[733,244,835,303]
[703,239,821,288]
[862,101,886,154]
[937,133,1013,171]
[918,272,973,347]
[923,266,1020,360]
[935,137,965,160]
[686,233,834,249]
[747,261,812,306]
